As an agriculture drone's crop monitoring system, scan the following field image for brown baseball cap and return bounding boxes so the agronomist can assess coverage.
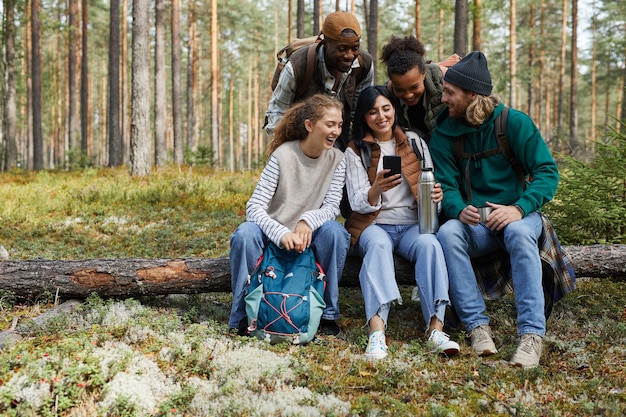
[322,11,361,41]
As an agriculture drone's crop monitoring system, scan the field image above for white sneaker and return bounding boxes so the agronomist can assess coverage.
[428,329,460,356]
[364,330,388,360]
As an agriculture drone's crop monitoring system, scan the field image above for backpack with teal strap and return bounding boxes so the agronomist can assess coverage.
[244,243,326,344]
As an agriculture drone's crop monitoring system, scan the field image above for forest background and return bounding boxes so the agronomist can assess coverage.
[1,1,626,415]
[1,0,625,174]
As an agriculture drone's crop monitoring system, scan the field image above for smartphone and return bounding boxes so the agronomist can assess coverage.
[383,155,401,178]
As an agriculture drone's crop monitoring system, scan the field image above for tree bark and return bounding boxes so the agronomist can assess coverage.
[453,0,467,56]
[31,0,44,170]
[80,0,90,155]
[129,0,151,176]
[154,0,167,166]
[107,0,122,167]
[1,245,623,301]
[569,0,579,154]
[172,0,183,165]
[509,0,517,108]
[186,0,198,152]
[367,0,378,81]
[210,0,219,165]
[2,0,18,171]
[68,0,78,151]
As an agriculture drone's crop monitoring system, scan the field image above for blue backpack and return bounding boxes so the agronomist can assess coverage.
[244,243,326,344]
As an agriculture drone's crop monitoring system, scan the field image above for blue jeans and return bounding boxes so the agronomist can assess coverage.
[436,212,545,337]
[355,223,450,330]
[228,220,350,328]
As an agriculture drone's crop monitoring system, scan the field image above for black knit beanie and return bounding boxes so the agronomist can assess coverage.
[444,51,493,96]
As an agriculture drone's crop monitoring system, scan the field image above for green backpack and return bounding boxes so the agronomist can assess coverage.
[244,243,326,345]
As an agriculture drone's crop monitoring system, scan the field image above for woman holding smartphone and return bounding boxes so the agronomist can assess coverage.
[344,85,458,360]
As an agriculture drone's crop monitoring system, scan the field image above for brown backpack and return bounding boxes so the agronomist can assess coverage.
[270,36,321,99]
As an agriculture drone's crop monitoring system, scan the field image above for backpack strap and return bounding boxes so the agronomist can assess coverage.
[359,143,372,169]
[452,106,525,200]
[494,106,525,186]
[359,131,424,170]
[406,130,424,163]
[295,43,318,99]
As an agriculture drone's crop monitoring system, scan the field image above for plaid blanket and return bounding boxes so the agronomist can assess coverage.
[472,213,576,316]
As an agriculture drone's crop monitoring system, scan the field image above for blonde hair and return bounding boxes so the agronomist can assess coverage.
[268,94,343,155]
[465,94,501,126]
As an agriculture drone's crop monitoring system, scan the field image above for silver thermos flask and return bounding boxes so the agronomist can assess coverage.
[418,167,439,233]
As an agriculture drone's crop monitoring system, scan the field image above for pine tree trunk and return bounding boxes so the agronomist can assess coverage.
[454,0,468,56]
[80,0,90,154]
[129,0,151,176]
[210,0,219,165]
[107,0,122,167]
[31,0,44,170]
[569,0,579,154]
[172,0,183,165]
[186,1,198,152]
[557,0,567,139]
[472,0,481,51]
[2,0,18,171]
[68,0,79,152]
[154,0,167,166]
[509,0,517,108]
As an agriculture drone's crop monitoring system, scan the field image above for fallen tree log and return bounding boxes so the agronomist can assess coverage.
[0,244,624,300]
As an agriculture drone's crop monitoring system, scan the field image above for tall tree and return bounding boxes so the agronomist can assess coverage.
[415,0,421,38]
[454,0,468,56]
[186,0,198,152]
[107,0,123,166]
[2,0,18,170]
[527,3,536,119]
[297,0,305,38]
[313,0,321,36]
[31,0,43,170]
[154,0,167,166]
[130,0,151,175]
[367,0,378,81]
[509,0,517,107]
[569,0,579,153]
[171,0,183,164]
[589,1,597,146]
[68,0,78,151]
[121,0,129,162]
[472,0,482,51]
[210,0,219,165]
[557,0,567,138]
[80,0,90,154]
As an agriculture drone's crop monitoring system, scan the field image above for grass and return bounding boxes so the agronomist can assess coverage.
[0,167,625,416]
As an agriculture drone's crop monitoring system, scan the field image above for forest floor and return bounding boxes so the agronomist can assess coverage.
[0,167,624,416]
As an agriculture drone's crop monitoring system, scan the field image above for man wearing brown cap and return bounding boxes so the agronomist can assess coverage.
[429,51,574,368]
[264,11,374,151]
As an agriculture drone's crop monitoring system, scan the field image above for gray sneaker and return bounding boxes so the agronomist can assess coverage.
[469,325,498,356]
[510,334,543,368]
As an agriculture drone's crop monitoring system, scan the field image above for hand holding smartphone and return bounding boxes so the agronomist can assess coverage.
[383,155,401,178]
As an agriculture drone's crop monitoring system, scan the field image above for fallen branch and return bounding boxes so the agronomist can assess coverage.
[0,245,624,301]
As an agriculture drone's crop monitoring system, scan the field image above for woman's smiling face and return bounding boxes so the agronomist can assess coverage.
[309,107,343,151]
[365,95,395,139]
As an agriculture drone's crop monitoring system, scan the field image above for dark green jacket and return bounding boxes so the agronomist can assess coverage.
[429,103,559,220]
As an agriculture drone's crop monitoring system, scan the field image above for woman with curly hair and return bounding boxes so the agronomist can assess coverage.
[380,35,458,143]
[228,94,350,338]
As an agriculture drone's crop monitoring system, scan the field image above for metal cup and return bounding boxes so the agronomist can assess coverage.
[478,206,493,223]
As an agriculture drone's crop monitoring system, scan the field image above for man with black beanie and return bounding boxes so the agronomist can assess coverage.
[429,51,574,368]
